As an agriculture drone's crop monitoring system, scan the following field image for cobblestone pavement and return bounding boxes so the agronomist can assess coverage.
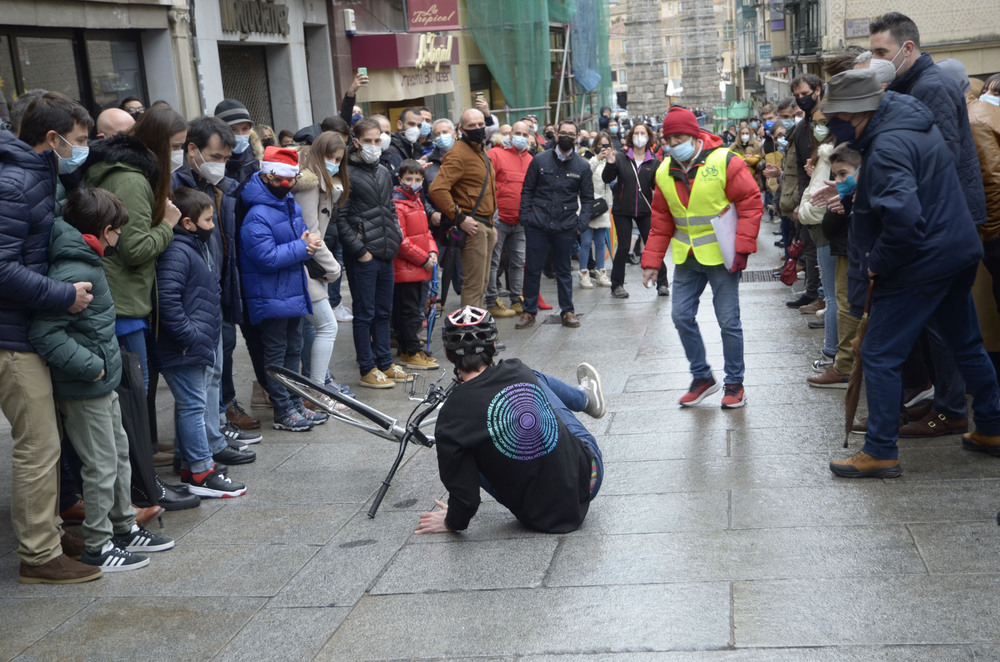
[3,234,1000,661]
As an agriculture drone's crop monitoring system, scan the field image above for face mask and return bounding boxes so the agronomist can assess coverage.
[193,224,214,243]
[420,121,432,138]
[170,148,184,173]
[980,93,1000,107]
[740,133,750,144]
[435,133,454,151]
[501,136,512,149]
[610,126,619,135]
[351,113,363,125]
[750,121,759,129]
[813,125,830,142]
[266,183,293,199]
[193,149,225,185]
[511,135,528,151]
[103,241,118,258]
[764,120,775,133]
[880,45,908,78]
[233,134,250,154]
[557,135,575,152]
[325,160,340,176]
[868,57,897,86]
[632,135,648,149]
[781,118,795,132]
[827,116,856,144]
[360,143,382,164]
[56,135,89,175]
[404,182,422,194]
[404,125,421,143]
[463,127,486,144]
[795,93,817,117]
[379,132,391,151]
[836,168,860,198]
[545,131,555,142]
[261,137,275,148]
[670,138,698,163]
[794,115,803,124]
[777,137,789,153]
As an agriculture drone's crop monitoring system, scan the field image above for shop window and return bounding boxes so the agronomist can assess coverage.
[18,36,81,102]
[86,38,145,110]
[218,44,273,127]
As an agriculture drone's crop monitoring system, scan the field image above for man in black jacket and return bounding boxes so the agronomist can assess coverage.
[385,107,425,183]
[415,307,605,534]
[515,120,595,329]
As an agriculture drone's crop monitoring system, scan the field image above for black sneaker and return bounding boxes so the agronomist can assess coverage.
[112,524,174,553]
[222,421,262,445]
[213,445,256,466]
[81,541,149,572]
[185,469,247,498]
[786,294,816,308]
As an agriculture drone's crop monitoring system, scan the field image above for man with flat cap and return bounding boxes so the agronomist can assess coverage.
[824,68,1000,478]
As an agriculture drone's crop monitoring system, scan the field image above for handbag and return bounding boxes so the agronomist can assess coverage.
[786,237,804,259]
[780,258,799,286]
[591,197,610,217]
[304,257,326,279]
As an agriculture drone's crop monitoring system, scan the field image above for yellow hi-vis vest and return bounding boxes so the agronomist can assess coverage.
[656,148,730,266]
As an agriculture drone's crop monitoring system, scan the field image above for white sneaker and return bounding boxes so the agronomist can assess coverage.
[579,270,594,289]
[594,269,612,287]
[333,304,354,322]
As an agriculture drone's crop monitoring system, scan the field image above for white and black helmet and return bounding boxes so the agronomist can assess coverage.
[442,306,498,355]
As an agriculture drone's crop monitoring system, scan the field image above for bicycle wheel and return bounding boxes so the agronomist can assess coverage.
[266,365,400,441]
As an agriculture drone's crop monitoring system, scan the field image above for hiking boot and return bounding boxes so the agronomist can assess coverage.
[112,523,175,553]
[222,421,262,445]
[360,368,394,389]
[898,411,968,438]
[962,430,1000,457]
[510,299,524,314]
[226,401,260,429]
[487,300,517,318]
[594,269,612,287]
[251,381,272,410]
[81,541,149,573]
[515,313,536,329]
[786,294,816,308]
[577,362,605,419]
[679,375,720,407]
[610,285,629,299]
[19,554,103,584]
[829,451,902,478]
[273,410,314,431]
[799,299,826,314]
[720,383,747,409]
[579,270,594,289]
[399,351,440,370]
[561,312,581,328]
[384,363,415,383]
[807,366,849,389]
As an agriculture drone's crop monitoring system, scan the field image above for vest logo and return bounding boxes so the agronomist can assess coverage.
[701,165,721,180]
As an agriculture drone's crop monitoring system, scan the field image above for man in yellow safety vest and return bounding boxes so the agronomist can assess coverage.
[642,106,763,408]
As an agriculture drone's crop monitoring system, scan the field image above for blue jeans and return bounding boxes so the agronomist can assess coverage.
[257,317,304,418]
[862,266,1000,459]
[480,371,604,501]
[345,256,394,375]
[578,227,608,271]
[671,256,744,384]
[523,225,576,316]
[117,328,149,394]
[817,244,838,358]
[163,370,217,474]
[926,321,968,420]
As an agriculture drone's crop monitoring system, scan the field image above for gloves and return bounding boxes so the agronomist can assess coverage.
[730,253,749,273]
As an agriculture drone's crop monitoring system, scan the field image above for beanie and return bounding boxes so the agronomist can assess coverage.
[214,99,252,126]
[260,146,299,178]
[661,107,700,138]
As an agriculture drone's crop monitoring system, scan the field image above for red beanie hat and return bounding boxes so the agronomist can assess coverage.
[661,107,700,138]
[261,146,299,178]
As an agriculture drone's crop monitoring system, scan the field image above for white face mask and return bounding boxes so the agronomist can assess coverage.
[868,57,897,86]
[740,133,750,144]
[403,126,421,143]
[196,150,226,186]
[170,149,184,172]
[360,143,382,164]
[632,135,648,149]
[379,132,391,151]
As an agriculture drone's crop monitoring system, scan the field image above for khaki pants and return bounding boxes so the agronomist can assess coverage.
[833,256,861,375]
[0,350,63,565]
[460,222,497,308]
[57,391,136,553]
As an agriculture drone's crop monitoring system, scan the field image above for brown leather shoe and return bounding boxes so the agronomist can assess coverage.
[60,499,85,525]
[807,366,849,389]
[515,313,536,329]
[134,505,165,527]
[962,430,1000,456]
[898,411,968,438]
[561,312,580,328]
[226,401,261,429]
[829,451,902,478]
[19,554,103,584]
[60,530,85,560]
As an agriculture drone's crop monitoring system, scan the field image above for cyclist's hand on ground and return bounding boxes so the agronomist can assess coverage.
[414,499,451,534]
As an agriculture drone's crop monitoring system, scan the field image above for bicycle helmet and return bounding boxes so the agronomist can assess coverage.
[442,306,498,355]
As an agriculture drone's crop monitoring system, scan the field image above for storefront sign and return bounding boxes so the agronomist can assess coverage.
[351,33,459,71]
[758,43,772,70]
[408,1,460,33]
[365,67,454,102]
[220,0,290,36]
[414,34,453,72]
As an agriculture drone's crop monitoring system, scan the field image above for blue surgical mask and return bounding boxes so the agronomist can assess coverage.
[501,136,512,149]
[750,121,759,129]
[670,138,698,163]
[610,126,619,135]
[57,135,89,174]
[511,135,528,151]
[777,137,789,153]
[980,93,1000,107]
[781,118,795,132]
[233,134,250,154]
[404,182,422,194]
[420,121,432,138]
[836,167,860,198]
[351,113,363,125]
[763,120,775,133]
[434,133,454,151]
[325,160,340,176]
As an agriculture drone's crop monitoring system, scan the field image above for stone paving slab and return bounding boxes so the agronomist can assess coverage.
[211,606,352,662]
[518,647,976,661]
[0,597,92,661]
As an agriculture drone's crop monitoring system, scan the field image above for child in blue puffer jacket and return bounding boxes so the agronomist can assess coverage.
[239,147,325,432]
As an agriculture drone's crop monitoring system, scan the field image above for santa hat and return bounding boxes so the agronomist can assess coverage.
[661,106,700,138]
[261,146,299,178]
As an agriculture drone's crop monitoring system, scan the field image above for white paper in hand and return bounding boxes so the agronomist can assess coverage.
[711,206,738,270]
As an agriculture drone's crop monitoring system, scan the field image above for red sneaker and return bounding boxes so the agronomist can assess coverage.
[679,376,720,407]
[721,383,747,409]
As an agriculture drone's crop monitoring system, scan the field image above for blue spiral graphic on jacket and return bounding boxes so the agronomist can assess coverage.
[487,382,559,460]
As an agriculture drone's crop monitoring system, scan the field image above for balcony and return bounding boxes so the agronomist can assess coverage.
[782,0,820,57]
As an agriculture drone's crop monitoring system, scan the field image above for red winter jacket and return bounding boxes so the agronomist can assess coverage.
[488,145,534,224]
[393,187,439,283]
[642,130,761,270]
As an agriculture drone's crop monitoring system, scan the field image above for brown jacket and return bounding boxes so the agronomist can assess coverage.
[428,138,497,224]
[968,98,1000,239]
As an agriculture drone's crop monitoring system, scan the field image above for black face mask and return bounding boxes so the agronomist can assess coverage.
[545,131,555,142]
[557,135,575,152]
[463,127,486,145]
[266,183,293,199]
[261,137,275,148]
[796,93,817,118]
[103,244,118,258]
[193,225,213,243]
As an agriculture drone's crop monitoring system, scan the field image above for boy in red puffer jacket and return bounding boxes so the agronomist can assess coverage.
[393,160,439,370]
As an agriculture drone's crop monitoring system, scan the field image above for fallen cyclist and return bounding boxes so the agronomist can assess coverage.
[415,306,605,535]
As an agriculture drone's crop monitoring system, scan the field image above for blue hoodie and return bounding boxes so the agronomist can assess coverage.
[238,174,312,325]
[851,91,982,291]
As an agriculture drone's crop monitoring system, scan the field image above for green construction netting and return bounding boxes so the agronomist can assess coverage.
[466,0,611,118]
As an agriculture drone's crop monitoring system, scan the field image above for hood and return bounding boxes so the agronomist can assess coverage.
[49,218,102,266]
[856,91,935,152]
[0,130,54,176]
[85,133,158,181]
[241,172,291,210]
[698,130,723,150]
[293,168,319,192]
